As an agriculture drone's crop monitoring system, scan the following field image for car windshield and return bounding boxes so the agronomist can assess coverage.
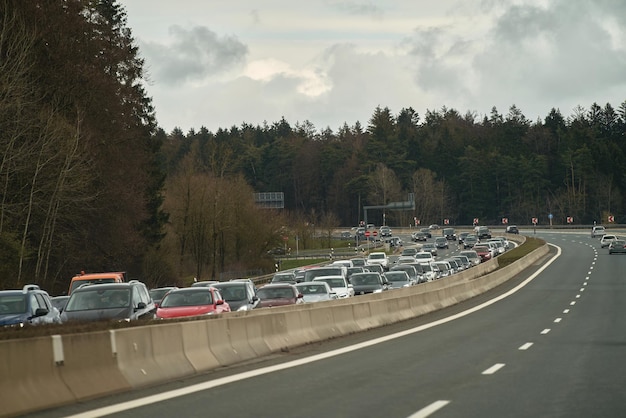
[415,253,431,259]
[368,253,385,260]
[272,274,295,282]
[65,288,131,311]
[351,274,380,285]
[423,244,435,248]
[149,288,172,301]
[213,285,247,301]
[161,290,213,307]
[0,294,26,314]
[257,287,294,299]
[296,284,327,295]
[385,272,408,282]
[304,268,343,281]
[315,278,346,288]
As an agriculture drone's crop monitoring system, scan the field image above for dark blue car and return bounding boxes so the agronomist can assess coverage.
[0,284,61,327]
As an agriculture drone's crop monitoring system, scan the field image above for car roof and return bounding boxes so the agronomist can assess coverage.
[72,282,140,292]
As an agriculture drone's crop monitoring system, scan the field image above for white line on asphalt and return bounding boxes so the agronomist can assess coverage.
[407,400,451,418]
[541,329,551,334]
[563,309,569,314]
[482,363,505,375]
[64,245,563,418]
[519,342,533,350]
[570,301,576,305]
[554,318,562,323]
[576,294,581,298]
[580,288,585,292]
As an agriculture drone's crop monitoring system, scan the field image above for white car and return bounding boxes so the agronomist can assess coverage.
[331,259,353,268]
[312,276,354,298]
[418,263,438,282]
[367,251,389,270]
[295,282,338,303]
[414,251,435,263]
[600,234,618,248]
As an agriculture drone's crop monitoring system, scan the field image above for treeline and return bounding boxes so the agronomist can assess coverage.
[0,1,167,292]
[2,1,625,293]
[164,101,626,230]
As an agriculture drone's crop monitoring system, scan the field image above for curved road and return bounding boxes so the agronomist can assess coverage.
[32,231,626,418]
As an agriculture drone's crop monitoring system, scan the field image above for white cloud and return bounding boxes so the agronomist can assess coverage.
[122,0,626,132]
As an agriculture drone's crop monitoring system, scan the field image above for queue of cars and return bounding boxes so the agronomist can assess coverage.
[0,226,518,329]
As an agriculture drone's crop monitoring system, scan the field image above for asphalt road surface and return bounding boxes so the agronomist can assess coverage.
[31,231,626,418]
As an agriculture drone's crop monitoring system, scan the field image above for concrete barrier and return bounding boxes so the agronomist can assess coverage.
[150,322,196,381]
[58,331,131,400]
[181,320,221,372]
[113,326,175,387]
[205,317,245,366]
[225,315,258,361]
[0,337,75,417]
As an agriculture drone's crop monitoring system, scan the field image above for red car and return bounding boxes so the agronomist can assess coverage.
[156,287,230,319]
[472,245,492,262]
[256,283,304,308]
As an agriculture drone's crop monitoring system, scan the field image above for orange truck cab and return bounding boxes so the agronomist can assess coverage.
[68,271,127,295]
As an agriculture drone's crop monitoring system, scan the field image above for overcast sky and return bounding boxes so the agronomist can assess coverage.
[121,0,626,133]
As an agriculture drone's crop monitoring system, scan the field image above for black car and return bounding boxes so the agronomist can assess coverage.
[442,228,457,240]
[212,281,260,311]
[458,232,469,243]
[61,281,156,323]
[412,231,428,242]
[420,228,432,238]
[349,272,390,295]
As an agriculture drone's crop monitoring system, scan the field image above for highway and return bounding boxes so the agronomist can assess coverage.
[30,231,626,418]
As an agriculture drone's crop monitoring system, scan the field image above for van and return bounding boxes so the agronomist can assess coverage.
[68,271,127,295]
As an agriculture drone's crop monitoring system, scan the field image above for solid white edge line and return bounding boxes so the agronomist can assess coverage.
[65,244,562,418]
[407,400,451,418]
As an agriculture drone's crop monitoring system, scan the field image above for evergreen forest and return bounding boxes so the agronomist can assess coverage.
[1,1,625,292]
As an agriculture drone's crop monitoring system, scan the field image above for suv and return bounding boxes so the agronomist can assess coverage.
[61,281,156,323]
[476,226,492,239]
[366,251,389,270]
[591,225,606,238]
[0,284,61,327]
